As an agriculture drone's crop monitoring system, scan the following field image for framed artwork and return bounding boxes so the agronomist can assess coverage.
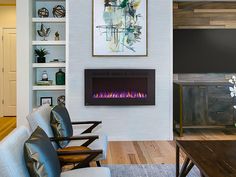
[40,97,53,106]
[93,0,148,57]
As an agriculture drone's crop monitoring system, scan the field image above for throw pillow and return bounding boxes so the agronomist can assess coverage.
[50,104,73,148]
[24,126,61,177]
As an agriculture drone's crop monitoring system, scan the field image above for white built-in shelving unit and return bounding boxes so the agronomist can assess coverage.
[32,63,66,68]
[32,85,66,91]
[32,0,66,108]
[32,17,66,23]
[32,40,66,45]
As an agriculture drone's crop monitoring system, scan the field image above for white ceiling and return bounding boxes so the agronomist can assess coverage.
[0,0,15,4]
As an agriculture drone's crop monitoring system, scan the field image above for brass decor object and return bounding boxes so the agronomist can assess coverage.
[38,7,49,18]
[53,5,66,18]
[37,24,51,41]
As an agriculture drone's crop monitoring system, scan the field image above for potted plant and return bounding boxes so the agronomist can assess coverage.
[35,48,49,63]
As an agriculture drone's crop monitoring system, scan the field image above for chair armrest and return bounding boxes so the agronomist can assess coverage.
[49,135,99,142]
[71,121,102,125]
[50,135,99,147]
[72,121,102,134]
[57,149,103,156]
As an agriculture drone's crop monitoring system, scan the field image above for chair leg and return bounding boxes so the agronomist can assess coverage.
[73,153,100,169]
[96,161,101,167]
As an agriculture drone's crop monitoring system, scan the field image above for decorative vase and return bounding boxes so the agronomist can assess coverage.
[37,57,46,63]
[56,69,65,85]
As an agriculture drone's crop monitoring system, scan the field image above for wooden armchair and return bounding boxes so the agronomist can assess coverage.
[27,104,108,167]
[50,135,102,168]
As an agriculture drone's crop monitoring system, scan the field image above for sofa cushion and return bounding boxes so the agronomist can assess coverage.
[50,104,73,148]
[27,104,58,149]
[27,104,53,137]
[24,126,61,177]
[0,127,30,177]
[61,167,111,177]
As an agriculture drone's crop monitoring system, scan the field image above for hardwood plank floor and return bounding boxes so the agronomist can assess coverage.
[0,117,16,140]
[0,117,236,165]
[102,128,236,165]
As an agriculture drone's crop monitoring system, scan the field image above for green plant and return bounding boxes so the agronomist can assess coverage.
[35,48,49,58]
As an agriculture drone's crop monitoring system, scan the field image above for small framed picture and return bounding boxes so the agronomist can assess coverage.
[40,97,53,106]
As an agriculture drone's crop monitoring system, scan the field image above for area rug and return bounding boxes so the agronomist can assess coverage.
[105,164,200,177]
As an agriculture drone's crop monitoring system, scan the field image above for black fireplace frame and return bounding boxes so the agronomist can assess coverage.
[85,69,155,106]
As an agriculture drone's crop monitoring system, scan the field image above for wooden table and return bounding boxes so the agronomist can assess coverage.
[176,140,236,177]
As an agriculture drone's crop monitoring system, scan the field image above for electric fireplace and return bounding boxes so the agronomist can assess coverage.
[85,69,155,106]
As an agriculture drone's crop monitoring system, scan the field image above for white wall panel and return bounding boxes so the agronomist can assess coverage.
[67,0,173,140]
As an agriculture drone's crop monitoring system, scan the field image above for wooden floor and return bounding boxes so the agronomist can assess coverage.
[102,128,236,164]
[0,117,16,140]
[1,117,236,165]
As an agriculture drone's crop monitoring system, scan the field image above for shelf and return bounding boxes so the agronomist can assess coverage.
[35,0,65,1]
[32,41,66,45]
[32,0,66,109]
[32,63,66,68]
[33,85,65,91]
[32,18,66,23]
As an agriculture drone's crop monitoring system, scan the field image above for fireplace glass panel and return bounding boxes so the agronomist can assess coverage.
[92,78,148,99]
[85,69,155,106]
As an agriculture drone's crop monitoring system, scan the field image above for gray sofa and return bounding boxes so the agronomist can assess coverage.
[0,126,111,177]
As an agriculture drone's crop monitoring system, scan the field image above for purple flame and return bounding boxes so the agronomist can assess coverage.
[93,91,147,99]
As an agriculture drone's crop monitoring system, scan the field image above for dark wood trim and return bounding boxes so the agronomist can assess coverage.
[50,135,99,141]
[50,135,99,147]
[72,121,102,134]
[96,161,101,167]
[176,144,180,177]
[176,140,236,177]
[57,149,102,156]
[71,121,102,125]
[179,86,183,137]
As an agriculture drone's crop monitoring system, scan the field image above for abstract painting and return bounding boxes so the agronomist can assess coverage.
[93,0,147,56]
